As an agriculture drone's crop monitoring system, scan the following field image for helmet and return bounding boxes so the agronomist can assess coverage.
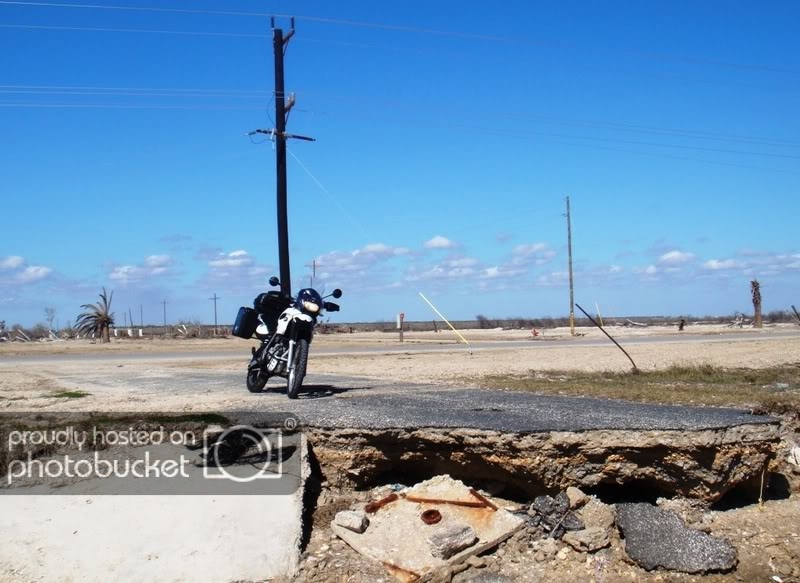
[295,288,323,315]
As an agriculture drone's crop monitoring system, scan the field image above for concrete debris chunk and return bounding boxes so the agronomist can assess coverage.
[562,527,611,552]
[566,486,590,509]
[428,523,478,559]
[453,573,514,583]
[616,503,737,573]
[788,445,800,467]
[580,499,615,530]
[334,510,370,534]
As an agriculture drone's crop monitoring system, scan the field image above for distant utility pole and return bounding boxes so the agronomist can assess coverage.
[566,196,575,336]
[209,293,221,335]
[161,300,168,328]
[248,17,314,299]
[140,304,143,328]
[304,259,319,288]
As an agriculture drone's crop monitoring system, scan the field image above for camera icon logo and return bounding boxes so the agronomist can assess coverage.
[202,425,283,483]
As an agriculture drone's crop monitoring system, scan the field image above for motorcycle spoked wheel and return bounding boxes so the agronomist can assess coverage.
[286,339,309,399]
[246,366,269,393]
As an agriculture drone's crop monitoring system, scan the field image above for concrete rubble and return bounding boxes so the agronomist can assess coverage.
[331,475,524,581]
[334,510,370,534]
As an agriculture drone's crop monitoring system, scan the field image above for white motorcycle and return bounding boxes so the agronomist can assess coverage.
[232,276,342,399]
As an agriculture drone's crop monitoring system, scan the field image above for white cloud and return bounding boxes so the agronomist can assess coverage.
[0,256,24,270]
[703,259,741,271]
[144,254,172,268]
[109,254,175,284]
[536,271,570,287]
[445,257,479,268]
[354,243,409,257]
[658,250,694,264]
[0,256,54,284]
[510,243,556,266]
[15,265,52,283]
[424,236,458,250]
[645,265,658,275]
[209,250,253,268]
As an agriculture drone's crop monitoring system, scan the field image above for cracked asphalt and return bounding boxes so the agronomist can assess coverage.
[47,367,777,432]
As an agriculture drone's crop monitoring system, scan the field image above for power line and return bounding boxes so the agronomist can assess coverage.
[1,97,798,167]
[1,1,798,75]
[0,23,267,37]
[2,83,798,149]
[0,102,263,110]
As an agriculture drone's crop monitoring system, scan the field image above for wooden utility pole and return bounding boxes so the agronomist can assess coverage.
[304,259,317,288]
[209,293,221,335]
[161,299,168,328]
[248,17,314,299]
[566,196,575,335]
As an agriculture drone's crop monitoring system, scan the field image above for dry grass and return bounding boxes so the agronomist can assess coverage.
[473,363,800,414]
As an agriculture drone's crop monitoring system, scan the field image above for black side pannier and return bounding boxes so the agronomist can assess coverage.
[254,291,292,332]
[231,306,258,339]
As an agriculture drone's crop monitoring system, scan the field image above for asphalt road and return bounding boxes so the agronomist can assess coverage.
[47,366,777,433]
[3,329,799,365]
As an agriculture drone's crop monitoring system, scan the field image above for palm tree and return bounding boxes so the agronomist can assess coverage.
[76,287,115,342]
[751,279,762,329]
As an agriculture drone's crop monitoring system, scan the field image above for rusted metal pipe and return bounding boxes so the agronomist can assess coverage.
[365,492,399,514]
[404,494,485,508]
[468,488,498,511]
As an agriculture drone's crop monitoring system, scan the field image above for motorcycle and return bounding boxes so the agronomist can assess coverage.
[231,276,342,399]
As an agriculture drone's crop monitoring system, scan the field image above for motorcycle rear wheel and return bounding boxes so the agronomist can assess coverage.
[286,339,309,399]
[246,367,268,393]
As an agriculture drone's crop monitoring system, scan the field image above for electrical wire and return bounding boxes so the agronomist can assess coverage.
[2,84,798,149]
[1,1,797,75]
[285,146,369,239]
[0,23,267,38]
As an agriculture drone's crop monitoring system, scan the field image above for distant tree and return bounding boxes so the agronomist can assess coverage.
[751,279,762,329]
[44,307,56,331]
[75,288,115,343]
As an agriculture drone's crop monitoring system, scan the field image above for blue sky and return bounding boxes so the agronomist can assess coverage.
[2,0,799,327]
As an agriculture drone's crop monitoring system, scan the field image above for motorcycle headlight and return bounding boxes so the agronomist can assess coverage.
[302,300,320,314]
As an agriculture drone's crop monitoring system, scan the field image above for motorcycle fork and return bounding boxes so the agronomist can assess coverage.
[285,338,296,375]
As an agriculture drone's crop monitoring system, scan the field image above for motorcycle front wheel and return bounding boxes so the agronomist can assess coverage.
[246,367,268,393]
[286,339,309,399]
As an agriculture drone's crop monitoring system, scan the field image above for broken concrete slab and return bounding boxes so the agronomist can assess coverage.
[616,503,737,573]
[0,435,310,582]
[331,475,524,582]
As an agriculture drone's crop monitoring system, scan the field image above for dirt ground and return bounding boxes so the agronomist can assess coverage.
[1,324,800,582]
